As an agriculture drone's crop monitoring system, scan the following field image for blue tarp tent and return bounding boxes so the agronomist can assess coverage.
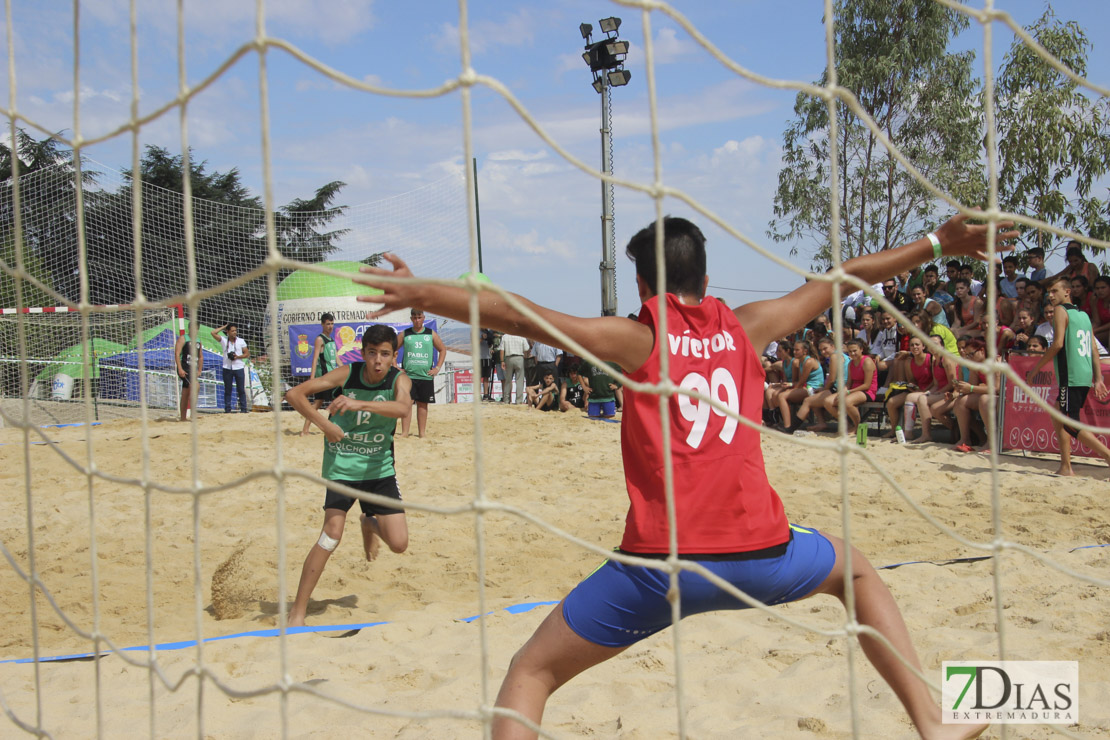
[98,324,226,408]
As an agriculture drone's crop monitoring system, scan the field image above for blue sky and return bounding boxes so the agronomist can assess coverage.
[2,1,1107,317]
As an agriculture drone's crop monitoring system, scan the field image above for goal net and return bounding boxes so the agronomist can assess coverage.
[0,306,182,425]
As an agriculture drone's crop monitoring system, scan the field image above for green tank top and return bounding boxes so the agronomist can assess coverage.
[585,362,617,403]
[1055,304,1094,388]
[402,327,435,380]
[315,334,338,378]
[322,364,400,481]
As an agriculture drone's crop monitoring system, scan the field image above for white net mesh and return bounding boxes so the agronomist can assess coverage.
[0,1,1107,739]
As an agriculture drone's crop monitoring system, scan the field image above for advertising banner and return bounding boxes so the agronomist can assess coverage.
[1003,355,1110,458]
[288,319,437,377]
[453,369,474,403]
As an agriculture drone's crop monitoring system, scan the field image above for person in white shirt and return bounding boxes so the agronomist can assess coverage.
[212,322,250,413]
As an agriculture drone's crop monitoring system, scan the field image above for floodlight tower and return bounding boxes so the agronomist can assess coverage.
[580,18,630,317]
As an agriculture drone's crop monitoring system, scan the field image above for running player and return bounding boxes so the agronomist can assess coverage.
[397,309,446,437]
[301,312,340,436]
[285,324,413,628]
[355,214,1012,739]
[1025,276,1110,476]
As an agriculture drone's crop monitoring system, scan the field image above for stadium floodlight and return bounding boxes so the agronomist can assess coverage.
[607,69,631,87]
[605,40,629,58]
[578,17,630,317]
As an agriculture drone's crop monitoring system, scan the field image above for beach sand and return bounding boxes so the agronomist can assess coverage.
[0,403,1106,738]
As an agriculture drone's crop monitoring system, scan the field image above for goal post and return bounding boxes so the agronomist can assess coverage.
[0,304,194,425]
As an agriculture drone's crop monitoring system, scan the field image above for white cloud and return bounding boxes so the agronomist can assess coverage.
[488,149,548,162]
[434,9,540,56]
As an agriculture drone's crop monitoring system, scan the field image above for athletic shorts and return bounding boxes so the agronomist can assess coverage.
[562,524,836,648]
[410,377,435,404]
[861,389,877,402]
[480,358,493,379]
[311,387,340,404]
[324,476,404,517]
[180,370,191,389]
[588,400,616,418]
[1057,385,1090,439]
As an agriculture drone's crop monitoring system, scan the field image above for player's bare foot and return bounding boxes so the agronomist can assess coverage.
[1054,466,1075,476]
[300,428,313,437]
[361,514,380,561]
[287,613,305,628]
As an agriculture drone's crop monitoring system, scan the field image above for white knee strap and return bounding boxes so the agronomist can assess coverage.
[317,531,339,552]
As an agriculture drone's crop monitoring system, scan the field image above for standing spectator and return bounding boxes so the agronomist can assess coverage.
[397,309,446,437]
[1025,276,1110,475]
[499,332,528,404]
[1089,276,1110,348]
[212,323,249,413]
[529,339,560,383]
[488,330,505,400]
[174,330,204,422]
[302,313,339,436]
[480,329,494,401]
[997,255,1022,298]
[1025,246,1046,282]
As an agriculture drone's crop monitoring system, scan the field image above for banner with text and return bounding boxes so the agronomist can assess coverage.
[1003,355,1110,458]
[288,320,436,376]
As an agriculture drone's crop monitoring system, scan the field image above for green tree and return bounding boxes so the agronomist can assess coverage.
[994,7,1110,258]
[769,0,984,270]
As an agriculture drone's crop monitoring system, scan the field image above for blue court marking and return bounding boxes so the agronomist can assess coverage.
[458,600,559,624]
[40,422,102,429]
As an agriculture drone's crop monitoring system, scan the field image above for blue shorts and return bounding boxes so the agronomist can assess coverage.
[588,400,616,418]
[562,524,836,647]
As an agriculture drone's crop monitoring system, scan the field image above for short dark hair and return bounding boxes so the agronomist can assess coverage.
[362,324,398,350]
[946,260,962,270]
[1026,246,1044,259]
[321,312,334,323]
[923,264,939,276]
[1071,275,1090,290]
[625,217,707,298]
[1002,255,1017,267]
[227,322,238,332]
[1015,277,1029,288]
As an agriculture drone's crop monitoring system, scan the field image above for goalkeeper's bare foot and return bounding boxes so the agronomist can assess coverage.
[360,514,380,561]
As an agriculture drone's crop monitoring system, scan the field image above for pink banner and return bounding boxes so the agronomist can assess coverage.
[1003,355,1110,457]
[453,369,473,403]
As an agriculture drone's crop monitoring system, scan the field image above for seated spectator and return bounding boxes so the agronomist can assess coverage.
[950,277,984,339]
[789,336,848,433]
[775,340,824,431]
[1049,241,1101,288]
[763,342,793,424]
[820,338,876,431]
[951,339,993,451]
[883,335,933,437]
[1025,246,1046,282]
[1090,275,1110,348]
[855,309,877,345]
[879,278,910,313]
[905,335,957,443]
[911,308,957,357]
[1035,302,1056,343]
[1026,335,1049,355]
[870,310,898,378]
[527,371,560,411]
[1011,307,1037,353]
[922,264,953,307]
[1020,279,1046,324]
[1070,276,1093,317]
[909,284,948,328]
[958,263,985,297]
[559,365,590,411]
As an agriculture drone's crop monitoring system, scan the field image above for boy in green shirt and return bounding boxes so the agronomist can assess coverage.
[301,312,340,436]
[1026,276,1110,477]
[285,324,413,627]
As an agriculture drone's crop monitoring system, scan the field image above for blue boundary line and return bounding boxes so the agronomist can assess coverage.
[0,601,558,666]
[6,544,1107,666]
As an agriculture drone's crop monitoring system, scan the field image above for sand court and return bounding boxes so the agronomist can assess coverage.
[1,403,1107,738]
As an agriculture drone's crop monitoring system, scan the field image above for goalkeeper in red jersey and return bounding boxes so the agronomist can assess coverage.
[355,214,1014,740]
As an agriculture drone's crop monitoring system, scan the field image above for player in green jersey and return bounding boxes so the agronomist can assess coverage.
[397,309,446,438]
[285,324,413,627]
[1026,276,1110,477]
[301,313,340,436]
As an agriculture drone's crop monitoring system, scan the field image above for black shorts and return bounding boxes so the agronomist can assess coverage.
[311,387,339,404]
[1057,385,1090,439]
[410,377,435,404]
[480,358,493,379]
[180,370,191,389]
[324,476,404,517]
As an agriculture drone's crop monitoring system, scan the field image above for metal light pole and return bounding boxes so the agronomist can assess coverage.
[580,18,630,317]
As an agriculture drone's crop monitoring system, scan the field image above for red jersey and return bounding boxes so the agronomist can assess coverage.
[620,294,790,554]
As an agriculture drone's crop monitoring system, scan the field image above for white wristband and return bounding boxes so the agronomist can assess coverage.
[926,232,942,260]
